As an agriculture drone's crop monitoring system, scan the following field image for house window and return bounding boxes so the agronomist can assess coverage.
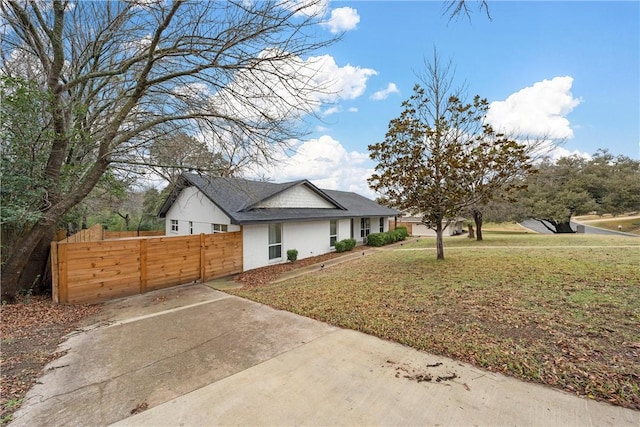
[329,220,337,247]
[379,217,385,233]
[171,220,179,233]
[211,224,228,233]
[189,221,193,235]
[268,223,282,260]
[360,218,370,238]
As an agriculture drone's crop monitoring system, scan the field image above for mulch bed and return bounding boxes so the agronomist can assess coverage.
[0,296,102,425]
[234,251,349,287]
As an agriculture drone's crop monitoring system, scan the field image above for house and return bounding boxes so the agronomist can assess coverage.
[395,214,465,237]
[158,172,398,271]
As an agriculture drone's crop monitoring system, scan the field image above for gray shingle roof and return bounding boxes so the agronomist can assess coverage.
[158,172,398,225]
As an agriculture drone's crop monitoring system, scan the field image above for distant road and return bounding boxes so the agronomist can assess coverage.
[519,219,639,237]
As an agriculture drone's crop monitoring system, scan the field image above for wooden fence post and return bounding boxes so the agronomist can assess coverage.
[50,241,59,303]
[140,239,148,294]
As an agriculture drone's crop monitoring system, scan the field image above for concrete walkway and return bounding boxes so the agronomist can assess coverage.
[10,284,639,427]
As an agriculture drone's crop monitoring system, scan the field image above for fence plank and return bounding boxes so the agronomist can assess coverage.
[200,234,205,282]
[51,242,59,303]
[58,244,68,303]
[140,239,148,294]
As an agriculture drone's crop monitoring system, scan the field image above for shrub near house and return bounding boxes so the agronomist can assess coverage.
[367,226,409,247]
[334,238,357,253]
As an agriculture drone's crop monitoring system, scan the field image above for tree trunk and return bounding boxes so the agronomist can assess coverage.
[435,221,445,260]
[16,226,55,295]
[554,221,575,233]
[473,209,483,241]
[1,220,55,302]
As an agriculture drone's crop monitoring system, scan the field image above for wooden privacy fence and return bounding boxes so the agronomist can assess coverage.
[389,220,413,235]
[104,230,165,239]
[58,223,104,243]
[57,224,164,242]
[51,232,243,304]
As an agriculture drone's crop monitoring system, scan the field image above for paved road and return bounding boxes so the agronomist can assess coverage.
[520,219,639,236]
[10,284,639,427]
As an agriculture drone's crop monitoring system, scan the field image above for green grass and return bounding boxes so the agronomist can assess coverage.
[231,234,640,410]
[0,399,22,426]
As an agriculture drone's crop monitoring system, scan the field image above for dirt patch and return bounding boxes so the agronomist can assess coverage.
[0,296,102,425]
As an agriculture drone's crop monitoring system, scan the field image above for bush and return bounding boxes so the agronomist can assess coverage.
[287,249,298,262]
[334,241,346,252]
[395,226,409,239]
[366,233,386,247]
[344,238,356,250]
[334,238,357,253]
[366,228,408,247]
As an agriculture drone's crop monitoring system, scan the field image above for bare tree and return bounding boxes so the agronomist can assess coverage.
[0,0,338,300]
[444,0,491,21]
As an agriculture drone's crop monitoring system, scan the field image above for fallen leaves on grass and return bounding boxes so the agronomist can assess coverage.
[1,295,102,425]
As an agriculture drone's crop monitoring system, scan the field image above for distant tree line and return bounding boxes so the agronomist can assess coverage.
[486,150,640,233]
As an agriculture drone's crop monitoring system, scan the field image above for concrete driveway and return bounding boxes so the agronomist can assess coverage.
[10,284,640,427]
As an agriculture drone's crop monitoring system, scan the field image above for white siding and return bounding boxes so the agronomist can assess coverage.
[255,185,334,208]
[243,219,341,271]
[283,221,331,260]
[164,187,240,235]
[243,224,269,270]
[337,218,352,241]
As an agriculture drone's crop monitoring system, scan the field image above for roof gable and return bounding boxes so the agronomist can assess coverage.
[159,172,397,224]
[245,181,345,210]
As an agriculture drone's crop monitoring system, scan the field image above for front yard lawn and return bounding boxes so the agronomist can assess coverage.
[231,234,640,410]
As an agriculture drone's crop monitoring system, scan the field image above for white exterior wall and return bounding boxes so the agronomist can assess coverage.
[164,187,240,235]
[243,224,268,271]
[283,221,331,260]
[337,219,351,242]
[243,220,339,271]
[242,216,392,271]
[243,220,332,271]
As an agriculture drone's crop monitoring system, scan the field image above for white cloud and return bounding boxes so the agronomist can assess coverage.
[323,105,342,116]
[348,107,358,113]
[370,82,399,101]
[249,135,376,198]
[322,7,360,33]
[307,54,377,101]
[208,52,376,124]
[172,82,211,102]
[282,0,329,17]
[486,76,581,139]
[547,146,592,161]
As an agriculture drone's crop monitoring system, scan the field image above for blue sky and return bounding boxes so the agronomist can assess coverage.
[256,0,639,197]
